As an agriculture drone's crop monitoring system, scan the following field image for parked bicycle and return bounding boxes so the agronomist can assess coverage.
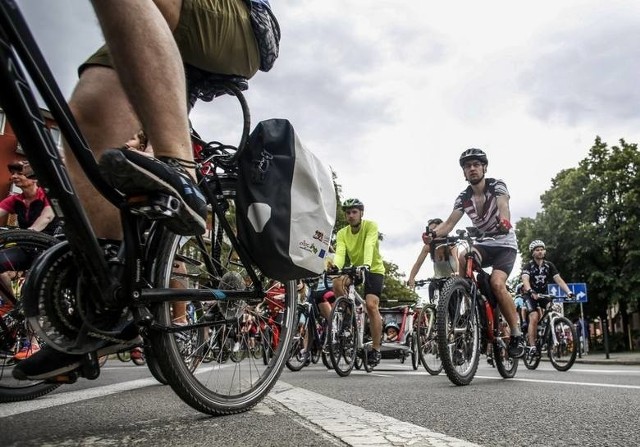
[0,2,296,415]
[326,266,375,376]
[435,228,519,386]
[523,296,577,371]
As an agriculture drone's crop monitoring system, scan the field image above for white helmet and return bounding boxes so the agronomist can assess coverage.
[529,240,545,252]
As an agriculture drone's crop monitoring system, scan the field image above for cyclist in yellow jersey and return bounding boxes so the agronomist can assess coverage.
[329,198,385,366]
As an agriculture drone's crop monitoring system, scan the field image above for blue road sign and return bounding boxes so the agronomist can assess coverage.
[547,283,588,303]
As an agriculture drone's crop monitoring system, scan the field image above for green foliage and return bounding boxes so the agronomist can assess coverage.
[515,137,640,319]
[380,261,418,306]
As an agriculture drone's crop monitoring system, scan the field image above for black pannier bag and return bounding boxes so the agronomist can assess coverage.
[236,119,336,280]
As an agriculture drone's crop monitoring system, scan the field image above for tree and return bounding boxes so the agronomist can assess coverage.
[379,261,418,306]
[515,137,640,348]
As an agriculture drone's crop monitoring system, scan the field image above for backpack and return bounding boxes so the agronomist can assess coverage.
[236,119,336,281]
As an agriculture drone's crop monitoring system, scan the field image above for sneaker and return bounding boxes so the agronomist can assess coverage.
[12,326,141,381]
[367,349,381,367]
[508,335,526,358]
[99,148,207,236]
[130,347,144,361]
[13,343,40,361]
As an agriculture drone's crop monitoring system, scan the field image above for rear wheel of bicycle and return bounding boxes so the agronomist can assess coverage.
[417,305,442,375]
[411,333,420,370]
[285,325,307,372]
[149,232,296,415]
[493,339,518,378]
[523,345,541,370]
[361,312,373,373]
[548,316,577,371]
[437,277,480,386]
[328,297,356,377]
[0,229,61,403]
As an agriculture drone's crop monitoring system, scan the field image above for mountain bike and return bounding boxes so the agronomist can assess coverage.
[0,1,296,415]
[413,280,443,375]
[523,295,577,371]
[326,266,375,376]
[286,298,327,371]
[0,228,61,402]
[435,228,519,386]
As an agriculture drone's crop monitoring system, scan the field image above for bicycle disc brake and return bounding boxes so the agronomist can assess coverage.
[21,241,131,355]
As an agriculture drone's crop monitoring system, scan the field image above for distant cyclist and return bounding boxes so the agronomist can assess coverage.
[329,198,385,367]
[424,148,525,358]
[520,240,574,352]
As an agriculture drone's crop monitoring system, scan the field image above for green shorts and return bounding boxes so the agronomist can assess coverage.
[80,0,260,78]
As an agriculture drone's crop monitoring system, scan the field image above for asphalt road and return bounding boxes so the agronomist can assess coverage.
[2,356,639,446]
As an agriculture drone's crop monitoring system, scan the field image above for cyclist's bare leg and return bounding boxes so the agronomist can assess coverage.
[317,301,332,321]
[332,276,349,298]
[490,270,521,336]
[528,308,540,346]
[365,294,382,351]
[90,0,192,172]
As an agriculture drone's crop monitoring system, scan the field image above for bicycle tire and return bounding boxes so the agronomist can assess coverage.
[0,229,61,403]
[117,351,131,362]
[548,316,577,371]
[328,296,356,377]
[411,333,420,370]
[285,331,307,372]
[361,311,373,373]
[436,277,480,386]
[149,232,296,415]
[143,340,168,384]
[523,346,541,370]
[417,305,442,375]
[493,339,518,378]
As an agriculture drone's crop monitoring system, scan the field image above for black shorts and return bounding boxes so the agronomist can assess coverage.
[524,294,551,313]
[363,272,384,297]
[311,289,335,305]
[473,246,517,275]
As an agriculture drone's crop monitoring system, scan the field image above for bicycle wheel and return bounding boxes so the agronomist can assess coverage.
[0,229,61,403]
[436,277,480,386]
[285,325,307,372]
[361,311,374,373]
[523,345,541,370]
[328,297,356,377]
[117,351,131,362]
[493,339,518,378]
[417,305,442,375]
[148,232,296,415]
[547,316,577,371]
[411,333,419,370]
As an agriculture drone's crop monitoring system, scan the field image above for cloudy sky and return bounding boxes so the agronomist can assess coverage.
[15,0,640,284]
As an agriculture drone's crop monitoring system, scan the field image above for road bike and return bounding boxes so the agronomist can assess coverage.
[0,228,61,402]
[523,295,577,371]
[435,228,519,386]
[0,1,296,415]
[326,266,375,376]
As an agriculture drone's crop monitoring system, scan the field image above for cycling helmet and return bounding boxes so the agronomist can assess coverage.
[515,283,524,295]
[459,148,488,167]
[529,240,546,252]
[384,321,400,332]
[427,218,443,227]
[342,198,364,211]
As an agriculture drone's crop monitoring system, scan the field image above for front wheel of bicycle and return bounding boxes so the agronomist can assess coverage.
[523,345,541,370]
[417,305,442,375]
[547,316,577,371]
[493,339,518,378]
[437,277,480,386]
[148,232,296,415]
[328,296,356,377]
[411,333,419,371]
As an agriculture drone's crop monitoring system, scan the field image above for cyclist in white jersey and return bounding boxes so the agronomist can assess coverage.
[423,148,525,358]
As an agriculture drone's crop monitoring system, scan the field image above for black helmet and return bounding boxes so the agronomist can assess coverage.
[8,161,35,179]
[459,148,488,167]
[427,218,443,227]
[342,198,364,211]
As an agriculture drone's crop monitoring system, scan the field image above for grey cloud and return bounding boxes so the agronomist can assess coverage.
[520,10,640,127]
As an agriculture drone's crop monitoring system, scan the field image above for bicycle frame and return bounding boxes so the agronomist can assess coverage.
[0,1,267,323]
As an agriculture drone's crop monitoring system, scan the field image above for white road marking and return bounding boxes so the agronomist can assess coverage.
[270,381,480,446]
[474,375,640,389]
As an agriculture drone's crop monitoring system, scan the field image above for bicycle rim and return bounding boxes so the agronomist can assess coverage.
[149,233,296,415]
[0,229,61,403]
[437,277,480,386]
[328,297,355,377]
[548,317,577,371]
[493,340,518,378]
[417,305,442,375]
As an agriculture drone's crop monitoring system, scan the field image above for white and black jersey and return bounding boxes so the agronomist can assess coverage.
[521,259,560,294]
[453,178,517,249]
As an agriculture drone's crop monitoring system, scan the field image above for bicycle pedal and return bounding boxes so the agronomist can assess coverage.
[127,193,181,220]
